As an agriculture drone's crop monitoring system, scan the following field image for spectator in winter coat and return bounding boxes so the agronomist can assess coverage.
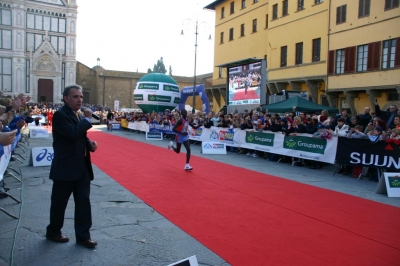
[329,118,349,137]
[347,125,367,139]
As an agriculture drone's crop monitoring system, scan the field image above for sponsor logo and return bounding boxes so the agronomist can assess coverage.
[36,148,54,162]
[148,95,171,102]
[299,153,320,161]
[204,143,213,149]
[173,97,180,104]
[388,175,400,188]
[219,130,234,141]
[195,128,203,136]
[283,136,326,154]
[350,152,400,169]
[203,143,225,149]
[31,129,48,137]
[210,129,219,141]
[245,132,274,147]
[254,146,270,152]
[164,85,180,92]
[147,133,162,138]
[213,144,225,149]
[138,83,159,90]
[134,94,143,101]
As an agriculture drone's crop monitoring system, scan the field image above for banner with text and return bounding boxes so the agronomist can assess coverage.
[336,138,400,170]
[188,127,337,163]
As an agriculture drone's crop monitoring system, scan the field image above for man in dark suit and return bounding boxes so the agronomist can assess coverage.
[46,85,98,248]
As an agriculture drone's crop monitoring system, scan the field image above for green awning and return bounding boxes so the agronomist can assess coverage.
[261,96,339,114]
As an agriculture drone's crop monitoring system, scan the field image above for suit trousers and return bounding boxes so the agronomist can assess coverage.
[46,162,92,241]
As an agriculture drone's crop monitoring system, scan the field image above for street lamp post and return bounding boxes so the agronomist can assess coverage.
[181,18,211,114]
[192,20,198,114]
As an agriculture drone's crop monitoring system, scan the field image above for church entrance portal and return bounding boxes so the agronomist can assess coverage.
[38,79,53,103]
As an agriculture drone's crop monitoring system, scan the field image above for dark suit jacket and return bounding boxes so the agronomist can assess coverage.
[50,105,94,181]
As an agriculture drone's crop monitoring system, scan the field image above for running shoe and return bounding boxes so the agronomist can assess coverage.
[167,141,173,150]
[184,164,193,171]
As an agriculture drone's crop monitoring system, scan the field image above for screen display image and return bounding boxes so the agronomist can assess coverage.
[228,61,261,105]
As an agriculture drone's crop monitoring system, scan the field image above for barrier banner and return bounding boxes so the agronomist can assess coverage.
[127,121,149,132]
[239,131,337,164]
[188,127,337,163]
[189,126,241,147]
[0,145,11,179]
[148,123,176,135]
[336,138,400,170]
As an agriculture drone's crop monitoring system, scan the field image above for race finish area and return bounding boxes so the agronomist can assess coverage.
[89,131,400,265]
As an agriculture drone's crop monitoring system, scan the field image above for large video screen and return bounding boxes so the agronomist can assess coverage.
[228,61,261,105]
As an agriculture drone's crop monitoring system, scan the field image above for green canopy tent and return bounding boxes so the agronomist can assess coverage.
[261,96,339,114]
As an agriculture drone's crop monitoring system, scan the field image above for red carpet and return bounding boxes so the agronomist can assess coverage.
[232,88,259,101]
[89,131,400,265]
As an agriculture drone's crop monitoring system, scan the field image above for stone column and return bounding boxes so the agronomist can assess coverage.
[267,82,278,95]
[305,80,318,103]
[343,90,359,115]
[365,89,382,112]
[274,82,287,93]
[326,93,338,109]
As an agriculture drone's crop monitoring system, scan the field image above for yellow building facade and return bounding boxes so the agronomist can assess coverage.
[206,0,270,112]
[327,0,400,115]
[205,0,400,114]
[266,0,328,105]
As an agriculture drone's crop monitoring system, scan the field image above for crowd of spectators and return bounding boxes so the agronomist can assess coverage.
[2,95,398,181]
[115,102,399,180]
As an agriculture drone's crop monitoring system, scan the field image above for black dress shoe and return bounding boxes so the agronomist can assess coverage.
[77,239,97,248]
[46,235,69,243]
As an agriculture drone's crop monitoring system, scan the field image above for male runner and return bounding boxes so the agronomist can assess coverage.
[168,109,200,170]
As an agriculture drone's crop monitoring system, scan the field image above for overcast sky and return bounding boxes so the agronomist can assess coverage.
[76,0,216,77]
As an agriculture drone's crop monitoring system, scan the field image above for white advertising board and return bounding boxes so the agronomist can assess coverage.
[201,142,227,155]
[32,147,54,167]
[146,132,163,140]
[383,173,400,197]
[29,127,49,138]
[167,255,199,266]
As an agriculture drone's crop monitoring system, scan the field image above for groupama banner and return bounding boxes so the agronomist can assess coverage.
[188,127,338,164]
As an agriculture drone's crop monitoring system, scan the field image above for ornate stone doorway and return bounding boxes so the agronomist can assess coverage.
[38,79,53,103]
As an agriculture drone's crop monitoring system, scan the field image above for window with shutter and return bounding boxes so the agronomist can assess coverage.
[273,4,278,19]
[336,49,345,74]
[395,37,400,67]
[358,0,371,18]
[344,46,356,73]
[385,0,400,10]
[281,46,287,67]
[367,42,381,71]
[382,39,396,69]
[357,44,368,72]
[328,50,335,75]
[336,5,347,24]
[296,42,303,65]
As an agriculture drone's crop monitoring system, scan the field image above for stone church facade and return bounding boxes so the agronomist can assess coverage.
[0,0,77,103]
[76,61,212,111]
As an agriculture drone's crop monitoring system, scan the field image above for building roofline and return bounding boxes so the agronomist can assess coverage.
[204,0,226,10]
[216,58,264,68]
